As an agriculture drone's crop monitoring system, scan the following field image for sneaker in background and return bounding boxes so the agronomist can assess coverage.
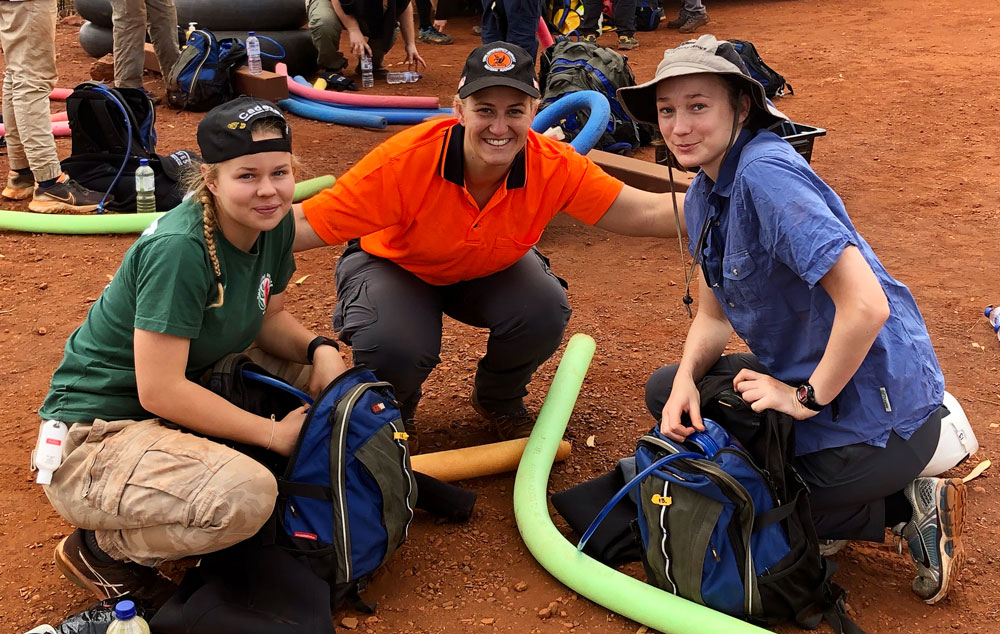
[678,12,709,33]
[665,12,688,29]
[3,170,34,200]
[582,33,598,44]
[418,26,454,45]
[618,35,639,51]
[893,477,966,604]
[29,173,105,213]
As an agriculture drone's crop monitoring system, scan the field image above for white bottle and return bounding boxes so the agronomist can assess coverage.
[185,21,198,40]
[106,600,151,634]
[33,420,68,485]
[246,31,262,75]
[134,159,156,214]
[386,71,422,84]
[986,305,1000,341]
[360,54,374,89]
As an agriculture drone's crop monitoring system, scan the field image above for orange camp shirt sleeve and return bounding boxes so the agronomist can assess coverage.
[545,139,625,226]
[301,144,408,245]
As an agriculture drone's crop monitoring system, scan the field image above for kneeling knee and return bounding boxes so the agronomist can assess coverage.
[204,454,278,542]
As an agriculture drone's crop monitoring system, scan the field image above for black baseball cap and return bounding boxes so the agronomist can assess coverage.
[196,96,292,163]
[457,42,540,99]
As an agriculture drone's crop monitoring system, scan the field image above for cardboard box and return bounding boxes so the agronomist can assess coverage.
[233,67,289,102]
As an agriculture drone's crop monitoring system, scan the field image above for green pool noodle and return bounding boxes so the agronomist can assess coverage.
[0,174,336,235]
[513,333,770,634]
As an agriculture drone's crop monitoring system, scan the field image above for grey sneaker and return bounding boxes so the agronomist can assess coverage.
[678,12,709,33]
[893,477,966,604]
[618,35,638,51]
[418,26,454,45]
[582,33,598,44]
[470,390,535,441]
[3,170,34,200]
[665,12,687,29]
[29,174,105,213]
[54,529,176,606]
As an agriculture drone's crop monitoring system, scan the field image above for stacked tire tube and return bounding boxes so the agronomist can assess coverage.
[76,0,317,75]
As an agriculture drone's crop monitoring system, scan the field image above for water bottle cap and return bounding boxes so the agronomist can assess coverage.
[139,158,149,166]
[248,31,255,37]
[36,469,53,485]
[114,600,136,620]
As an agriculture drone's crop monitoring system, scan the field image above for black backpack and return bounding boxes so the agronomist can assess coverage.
[166,29,248,112]
[729,39,793,98]
[635,0,664,31]
[61,82,189,212]
[539,39,653,155]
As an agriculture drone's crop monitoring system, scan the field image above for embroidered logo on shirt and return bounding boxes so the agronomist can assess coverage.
[257,273,272,312]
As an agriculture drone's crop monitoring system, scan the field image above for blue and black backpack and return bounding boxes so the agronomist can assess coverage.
[729,39,793,98]
[166,29,248,112]
[578,377,864,633]
[206,355,418,608]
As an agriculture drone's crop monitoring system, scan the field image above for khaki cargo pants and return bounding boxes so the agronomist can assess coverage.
[108,0,180,89]
[43,351,311,567]
[0,0,61,182]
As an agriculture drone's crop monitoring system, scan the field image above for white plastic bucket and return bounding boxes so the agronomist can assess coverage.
[919,391,979,477]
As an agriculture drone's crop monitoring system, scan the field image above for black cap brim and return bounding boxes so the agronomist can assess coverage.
[458,76,540,99]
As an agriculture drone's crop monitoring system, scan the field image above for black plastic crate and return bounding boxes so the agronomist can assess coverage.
[772,121,827,164]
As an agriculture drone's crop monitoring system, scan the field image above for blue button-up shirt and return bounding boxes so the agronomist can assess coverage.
[684,129,944,455]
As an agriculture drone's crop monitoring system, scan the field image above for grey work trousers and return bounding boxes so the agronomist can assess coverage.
[644,353,942,542]
[109,0,180,89]
[307,0,398,71]
[332,245,572,421]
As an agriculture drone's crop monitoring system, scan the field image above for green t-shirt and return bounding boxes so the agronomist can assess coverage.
[40,199,296,423]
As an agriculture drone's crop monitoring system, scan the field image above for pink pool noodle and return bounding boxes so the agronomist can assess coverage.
[276,63,440,110]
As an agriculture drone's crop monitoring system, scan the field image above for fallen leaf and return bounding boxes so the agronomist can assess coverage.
[972,342,982,349]
[962,459,991,483]
[585,435,596,448]
[294,274,310,285]
[990,423,999,429]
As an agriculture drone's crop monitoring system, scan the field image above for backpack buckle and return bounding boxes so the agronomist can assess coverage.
[651,494,672,506]
[394,431,408,441]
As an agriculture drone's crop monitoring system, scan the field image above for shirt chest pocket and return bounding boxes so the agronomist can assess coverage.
[720,250,764,309]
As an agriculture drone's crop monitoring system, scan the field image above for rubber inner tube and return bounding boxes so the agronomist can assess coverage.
[75,0,307,31]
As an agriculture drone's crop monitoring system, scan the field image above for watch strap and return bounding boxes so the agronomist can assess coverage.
[307,336,339,363]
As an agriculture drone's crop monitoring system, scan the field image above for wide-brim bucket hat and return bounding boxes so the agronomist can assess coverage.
[618,34,787,130]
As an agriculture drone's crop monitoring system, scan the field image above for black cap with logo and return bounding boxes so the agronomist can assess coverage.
[196,96,292,164]
[457,42,540,99]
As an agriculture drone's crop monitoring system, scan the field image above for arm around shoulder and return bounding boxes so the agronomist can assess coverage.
[594,185,685,238]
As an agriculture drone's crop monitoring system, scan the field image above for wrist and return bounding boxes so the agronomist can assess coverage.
[307,336,339,364]
[795,382,826,412]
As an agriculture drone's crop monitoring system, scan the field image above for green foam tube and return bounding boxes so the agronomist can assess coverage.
[0,175,336,235]
[513,333,769,634]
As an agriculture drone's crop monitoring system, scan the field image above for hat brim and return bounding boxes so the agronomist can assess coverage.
[458,76,540,99]
[617,67,786,130]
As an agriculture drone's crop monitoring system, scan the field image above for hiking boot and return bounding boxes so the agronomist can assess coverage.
[665,13,687,28]
[470,390,535,441]
[618,35,638,51]
[582,33,598,44]
[54,529,176,607]
[29,174,104,213]
[418,26,454,45]
[892,477,966,604]
[818,539,848,557]
[3,170,34,200]
[678,12,709,33]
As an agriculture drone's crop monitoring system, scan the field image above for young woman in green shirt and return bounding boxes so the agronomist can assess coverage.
[38,97,347,605]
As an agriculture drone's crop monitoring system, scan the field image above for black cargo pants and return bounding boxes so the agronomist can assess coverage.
[333,243,572,422]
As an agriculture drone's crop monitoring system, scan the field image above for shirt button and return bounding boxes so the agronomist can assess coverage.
[728,301,736,307]
[714,221,720,227]
[732,268,739,275]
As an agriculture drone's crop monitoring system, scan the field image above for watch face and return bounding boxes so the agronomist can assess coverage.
[796,384,809,403]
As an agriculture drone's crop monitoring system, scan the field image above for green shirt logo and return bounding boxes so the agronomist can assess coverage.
[257,273,272,312]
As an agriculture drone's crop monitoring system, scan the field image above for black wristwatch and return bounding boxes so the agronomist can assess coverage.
[306,336,339,363]
[795,382,825,412]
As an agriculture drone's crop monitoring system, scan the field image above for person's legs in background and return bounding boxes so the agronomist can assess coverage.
[613,0,638,49]
[0,0,103,213]
[417,0,454,44]
[666,0,708,33]
[144,0,180,86]
[307,0,348,74]
[579,0,603,43]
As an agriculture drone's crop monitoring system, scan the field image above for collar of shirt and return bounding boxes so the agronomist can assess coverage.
[439,123,527,190]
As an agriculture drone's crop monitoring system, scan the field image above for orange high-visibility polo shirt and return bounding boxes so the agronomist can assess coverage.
[302,118,624,285]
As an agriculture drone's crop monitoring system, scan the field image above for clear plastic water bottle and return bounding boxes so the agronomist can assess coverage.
[985,305,1000,341]
[135,159,156,214]
[246,31,262,75]
[386,71,422,84]
[360,54,374,89]
[106,600,151,634]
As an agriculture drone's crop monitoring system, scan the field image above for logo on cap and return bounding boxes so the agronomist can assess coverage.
[483,48,515,72]
[227,121,246,130]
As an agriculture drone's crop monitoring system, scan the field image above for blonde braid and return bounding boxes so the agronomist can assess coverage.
[200,193,225,309]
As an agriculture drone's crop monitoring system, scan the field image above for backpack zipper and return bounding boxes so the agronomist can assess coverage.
[332,382,373,583]
[186,30,214,105]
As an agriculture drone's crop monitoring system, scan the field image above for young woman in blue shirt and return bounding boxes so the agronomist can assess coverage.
[619,35,966,604]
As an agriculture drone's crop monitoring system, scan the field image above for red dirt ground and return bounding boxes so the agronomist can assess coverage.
[2,1,998,632]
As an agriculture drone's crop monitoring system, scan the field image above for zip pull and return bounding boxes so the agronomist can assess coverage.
[710,545,721,562]
[651,494,672,506]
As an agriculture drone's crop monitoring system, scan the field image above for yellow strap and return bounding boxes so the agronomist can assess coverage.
[651,494,672,506]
